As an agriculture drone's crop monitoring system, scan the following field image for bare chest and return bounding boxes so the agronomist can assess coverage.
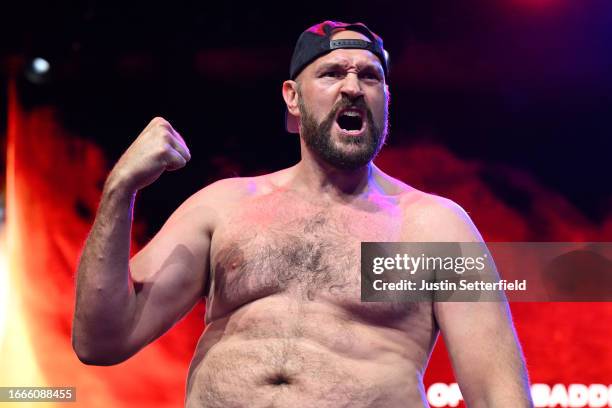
[206,194,416,322]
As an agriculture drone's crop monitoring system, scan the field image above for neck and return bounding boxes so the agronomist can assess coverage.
[290,147,375,199]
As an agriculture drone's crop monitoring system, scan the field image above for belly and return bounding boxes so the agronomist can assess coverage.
[185,298,433,408]
[186,338,427,408]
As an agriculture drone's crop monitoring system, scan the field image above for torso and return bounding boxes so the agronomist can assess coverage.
[185,173,439,408]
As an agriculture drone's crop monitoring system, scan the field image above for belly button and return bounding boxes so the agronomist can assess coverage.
[268,374,292,386]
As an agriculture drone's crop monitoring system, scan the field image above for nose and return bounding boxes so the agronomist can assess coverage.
[340,73,364,99]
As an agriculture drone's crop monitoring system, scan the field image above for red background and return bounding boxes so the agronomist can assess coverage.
[4,78,611,407]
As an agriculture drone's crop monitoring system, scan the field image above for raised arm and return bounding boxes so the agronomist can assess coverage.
[72,117,212,365]
[423,196,533,407]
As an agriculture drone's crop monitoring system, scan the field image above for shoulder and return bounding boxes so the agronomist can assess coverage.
[175,176,257,213]
[175,171,284,214]
[394,185,483,243]
[406,191,471,223]
[151,175,273,238]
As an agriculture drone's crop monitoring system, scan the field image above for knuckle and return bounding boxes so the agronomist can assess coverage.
[148,127,171,144]
[156,143,171,158]
[152,117,172,130]
[159,130,173,142]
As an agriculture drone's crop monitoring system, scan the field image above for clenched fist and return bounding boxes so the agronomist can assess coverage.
[108,117,191,192]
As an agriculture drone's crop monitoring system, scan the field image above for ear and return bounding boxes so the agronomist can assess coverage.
[282,80,301,117]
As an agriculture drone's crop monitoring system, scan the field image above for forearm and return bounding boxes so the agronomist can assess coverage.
[72,173,138,364]
[462,352,533,408]
[471,380,533,408]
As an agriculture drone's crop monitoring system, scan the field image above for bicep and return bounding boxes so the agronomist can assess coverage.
[426,197,529,404]
[125,195,215,352]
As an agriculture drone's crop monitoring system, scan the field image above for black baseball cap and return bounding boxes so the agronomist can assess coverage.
[285,20,389,133]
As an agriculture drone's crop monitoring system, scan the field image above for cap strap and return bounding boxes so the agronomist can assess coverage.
[329,39,375,51]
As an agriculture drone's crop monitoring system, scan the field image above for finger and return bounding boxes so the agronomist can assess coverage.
[164,148,188,171]
[150,123,190,162]
[152,120,190,161]
[171,127,188,148]
[168,135,191,162]
[169,130,191,161]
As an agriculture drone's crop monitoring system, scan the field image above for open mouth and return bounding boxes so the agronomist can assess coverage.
[335,108,365,133]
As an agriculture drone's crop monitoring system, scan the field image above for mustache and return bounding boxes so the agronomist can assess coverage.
[330,96,369,117]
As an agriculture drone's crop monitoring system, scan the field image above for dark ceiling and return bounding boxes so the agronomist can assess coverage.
[2,0,612,230]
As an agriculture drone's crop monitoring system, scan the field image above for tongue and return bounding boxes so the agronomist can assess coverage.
[337,114,362,131]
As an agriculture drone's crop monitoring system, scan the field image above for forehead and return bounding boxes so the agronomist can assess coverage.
[302,30,384,75]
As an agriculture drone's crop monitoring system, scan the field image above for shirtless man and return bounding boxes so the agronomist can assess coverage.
[72,21,533,407]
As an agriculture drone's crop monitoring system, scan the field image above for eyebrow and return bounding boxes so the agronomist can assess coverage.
[315,61,384,76]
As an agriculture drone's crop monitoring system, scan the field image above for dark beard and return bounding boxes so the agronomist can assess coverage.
[298,95,387,170]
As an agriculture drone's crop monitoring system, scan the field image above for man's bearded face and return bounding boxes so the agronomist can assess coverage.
[298,91,389,170]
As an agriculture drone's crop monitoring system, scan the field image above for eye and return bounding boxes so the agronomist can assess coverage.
[361,71,382,81]
[321,70,344,78]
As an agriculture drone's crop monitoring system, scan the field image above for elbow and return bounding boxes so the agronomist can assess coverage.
[74,352,112,366]
[73,349,122,367]
[73,346,131,366]
[71,335,131,366]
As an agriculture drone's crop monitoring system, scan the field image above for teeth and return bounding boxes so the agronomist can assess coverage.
[342,111,361,117]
